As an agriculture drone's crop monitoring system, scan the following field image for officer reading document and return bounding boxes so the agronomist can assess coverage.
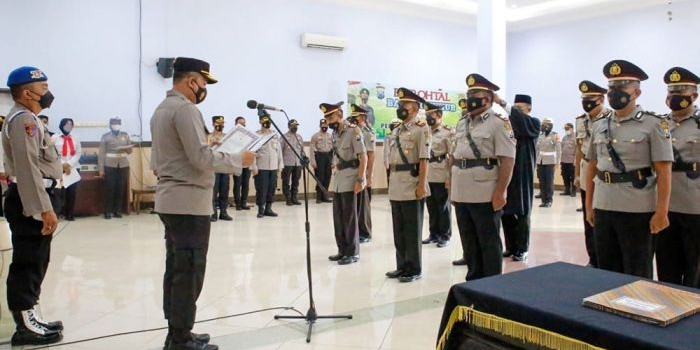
[150,57,255,350]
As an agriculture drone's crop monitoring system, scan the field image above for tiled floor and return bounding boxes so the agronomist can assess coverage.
[0,193,588,349]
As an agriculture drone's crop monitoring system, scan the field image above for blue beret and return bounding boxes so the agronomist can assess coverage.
[7,66,48,87]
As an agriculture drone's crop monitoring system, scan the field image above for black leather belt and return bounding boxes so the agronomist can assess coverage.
[673,161,698,172]
[597,167,653,184]
[390,163,418,172]
[337,159,360,170]
[316,151,333,156]
[429,154,447,163]
[453,158,499,169]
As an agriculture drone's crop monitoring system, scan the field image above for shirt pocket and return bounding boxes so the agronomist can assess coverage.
[615,133,647,155]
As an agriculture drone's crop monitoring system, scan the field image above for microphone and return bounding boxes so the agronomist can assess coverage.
[246,100,281,111]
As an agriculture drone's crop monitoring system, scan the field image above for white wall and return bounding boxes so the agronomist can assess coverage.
[506,1,700,129]
[0,0,477,141]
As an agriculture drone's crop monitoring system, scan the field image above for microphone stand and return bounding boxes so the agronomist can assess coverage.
[258,108,352,342]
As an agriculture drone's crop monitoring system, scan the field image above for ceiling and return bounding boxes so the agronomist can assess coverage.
[324,0,684,31]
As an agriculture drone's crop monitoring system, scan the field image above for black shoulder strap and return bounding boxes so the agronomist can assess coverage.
[395,131,410,165]
[605,116,626,172]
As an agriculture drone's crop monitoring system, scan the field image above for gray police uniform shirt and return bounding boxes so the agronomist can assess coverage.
[586,105,674,213]
[361,125,376,153]
[333,122,366,193]
[383,136,394,169]
[150,89,242,216]
[98,130,131,170]
[669,108,700,215]
[576,109,609,191]
[2,104,62,217]
[560,132,576,164]
[451,109,516,203]
[252,130,283,172]
[309,130,333,168]
[281,132,304,167]
[536,132,561,165]
[388,119,431,201]
[427,124,453,184]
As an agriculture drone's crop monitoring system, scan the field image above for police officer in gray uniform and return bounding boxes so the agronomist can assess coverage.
[656,67,700,287]
[585,59,673,278]
[98,117,132,219]
[385,88,430,283]
[281,119,304,206]
[251,111,284,218]
[151,57,255,350]
[535,118,560,208]
[449,74,515,281]
[574,80,610,267]
[310,119,334,203]
[560,123,577,196]
[349,104,374,243]
[3,66,63,345]
[322,102,367,265]
[422,101,453,248]
[383,120,402,188]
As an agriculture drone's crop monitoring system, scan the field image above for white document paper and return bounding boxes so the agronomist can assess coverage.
[62,168,82,188]
[213,125,274,153]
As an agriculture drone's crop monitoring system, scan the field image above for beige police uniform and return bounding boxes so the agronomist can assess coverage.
[536,132,561,165]
[310,129,333,200]
[668,110,700,215]
[427,124,453,183]
[576,109,610,191]
[451,110,515,203]
[388,121,430,199]
[98,131,130,170]
[586,106,673,212]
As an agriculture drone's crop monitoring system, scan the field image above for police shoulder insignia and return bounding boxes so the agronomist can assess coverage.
[660,118,671,138]
[415,120,426,127]
[644,110,664,119]
[503,120,513,133]
[494,113,509,121]
[24,122,37,137]
[633,111,644,120]
[694,109,700,118]
[576,113,586,120]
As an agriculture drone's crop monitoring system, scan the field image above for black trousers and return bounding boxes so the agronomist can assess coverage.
[333,191,359,257]
[104,166,129,214]
[212,173,230,211]
[501,213,530,254]
[357,188,372,239]
[254,170,277,206]
[159,213,210,344]
[60,182,78,217]
[5,184,53,312]
[580,189,597,267]
[560,162,575,192]
[385,169,391,188]
[314,153,333,199]
[282,165,302,199]
[426,182,451,241]
[455,202,503,281]
[390,200,424,276]
[594,209,654,278]
[233,168,251,207]
[656,212,700,287]
[536,164,554,203]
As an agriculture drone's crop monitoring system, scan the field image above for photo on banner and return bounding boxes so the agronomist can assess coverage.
[347,81,464,140]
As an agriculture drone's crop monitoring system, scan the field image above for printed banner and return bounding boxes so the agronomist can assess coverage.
[347,81,465,139]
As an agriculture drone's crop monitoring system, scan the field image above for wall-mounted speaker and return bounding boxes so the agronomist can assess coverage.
[157,57,175,78]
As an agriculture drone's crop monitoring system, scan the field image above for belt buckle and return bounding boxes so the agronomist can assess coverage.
[604,172,612,184]
[461,159,467,168]
[486,158,491,165]
[694,163,697,172]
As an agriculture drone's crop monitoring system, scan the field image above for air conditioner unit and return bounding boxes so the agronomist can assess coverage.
[301,33,347,51]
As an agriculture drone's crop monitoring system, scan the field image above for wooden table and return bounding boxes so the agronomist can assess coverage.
[132,187,156,214]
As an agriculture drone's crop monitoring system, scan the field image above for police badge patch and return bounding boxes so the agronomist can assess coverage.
[660,119,671,139]
[25,122,37,137]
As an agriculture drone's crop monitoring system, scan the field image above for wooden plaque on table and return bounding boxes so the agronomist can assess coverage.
[583,280,700,326]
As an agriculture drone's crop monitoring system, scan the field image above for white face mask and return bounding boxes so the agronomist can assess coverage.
[110,125,121,132]
[566,129,573,136]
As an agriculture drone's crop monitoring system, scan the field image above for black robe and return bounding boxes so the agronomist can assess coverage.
[503,107,540,215]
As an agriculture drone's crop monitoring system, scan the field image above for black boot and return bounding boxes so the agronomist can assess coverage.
[264,203,278,217]
[164,332,211,350]
[285,195,294,206]
[291,194,301,205]
[210,211,218,222]
[11,309,62,346]
[257,206,264,218]
[219,210,233,221]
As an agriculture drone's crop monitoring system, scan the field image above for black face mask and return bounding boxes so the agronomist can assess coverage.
[466,97,485,112]
[321,126,328,132]
[328,122,339,131]
[396,107,409,120]
[290,126,298,133]
[31,90,54,109]
[668,95,693,111]
[608,89,632,110]
[426,115,436,126]
[215,126,223,132]
[261,121,271,129]
[582,99,599,113]
[191,83,207,104]
[542,125,553,134]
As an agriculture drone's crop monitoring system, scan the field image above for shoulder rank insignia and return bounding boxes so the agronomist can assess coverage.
[24,122,37,137]
[494,113,509,122]
[659,118,671,139]
[415,120,426,127]
[576,113,586,119]
[644,110,664,119]
[693,109,700,118]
